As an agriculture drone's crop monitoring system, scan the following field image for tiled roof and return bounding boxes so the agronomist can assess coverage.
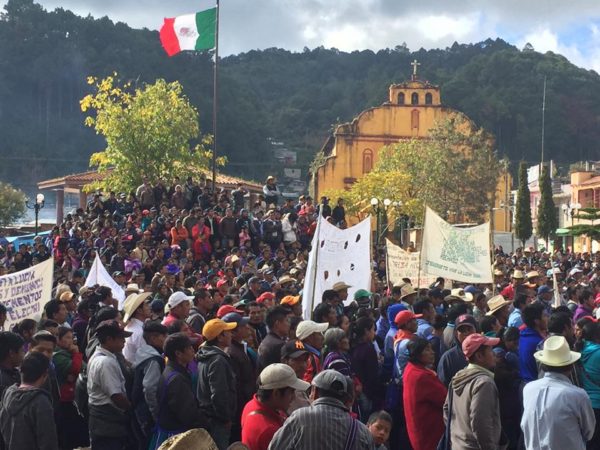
[38,168,261,191]
[578,176,600,187]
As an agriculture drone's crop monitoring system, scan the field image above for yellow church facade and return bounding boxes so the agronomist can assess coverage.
[311,69,512,233]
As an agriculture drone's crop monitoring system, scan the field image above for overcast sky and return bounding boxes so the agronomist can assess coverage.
[12,0,600,72]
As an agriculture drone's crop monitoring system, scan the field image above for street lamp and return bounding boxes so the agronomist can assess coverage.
[25,193,45,236]
[371,197,391,249]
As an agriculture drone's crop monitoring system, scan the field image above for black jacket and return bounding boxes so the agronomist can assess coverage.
[196,345,237,424]
[0,385,58,450]
[257,332,286,372]
[156,362,209,432]
[226,340,256,418]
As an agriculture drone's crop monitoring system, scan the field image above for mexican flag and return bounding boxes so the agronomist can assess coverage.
[160,8,217,57]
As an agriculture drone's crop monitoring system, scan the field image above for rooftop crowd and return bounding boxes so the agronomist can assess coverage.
[0,175,599,450]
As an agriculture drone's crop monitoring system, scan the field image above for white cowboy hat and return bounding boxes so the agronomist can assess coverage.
[534,335,581,367]
[486,295,511,316]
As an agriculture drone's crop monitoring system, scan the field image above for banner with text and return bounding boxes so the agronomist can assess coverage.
[385,239,438,288]
[420,207,492,284]
[0,258,54,330]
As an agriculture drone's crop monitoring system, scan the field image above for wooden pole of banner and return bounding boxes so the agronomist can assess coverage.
[417,205,427,289]
[384,238,391,292]
[211,0,220,193]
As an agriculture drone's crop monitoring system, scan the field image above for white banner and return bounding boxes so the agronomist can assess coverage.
[385,239,438,288]
[85,254,126,308]
[420,207,492,284]
[302,216,372,319]
[0,258,54,331]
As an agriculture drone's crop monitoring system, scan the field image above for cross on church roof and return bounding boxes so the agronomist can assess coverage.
[411,59,420,80]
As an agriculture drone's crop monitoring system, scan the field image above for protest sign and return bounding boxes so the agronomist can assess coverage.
[0,258,54,330]
[302,215,371,319]
[385,239,438,288]
[420,207,493,284]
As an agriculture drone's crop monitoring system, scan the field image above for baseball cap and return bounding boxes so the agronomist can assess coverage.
[296,320,329,341]
[455,314,477,331]
[150,299,165,313]
[257,292,275,304]
[394,310,422,327]
[167,291,194,309]
[280,295,301,306]
[216,279,228,288]
[312,369,351,395]
[221,312,250,327]
[95,320,132,338]
[258,363,310,391]
[202,318,237,341]
[462,334,500,359]
[280,340,309,360]
[537,285,554,295]
[217,304,244,318]
[353,289,372,300]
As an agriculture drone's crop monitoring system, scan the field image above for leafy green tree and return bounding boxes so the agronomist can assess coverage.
[515,161,533,247]
[0,182,26,227]
[81,75,221,193]
[569,208,600,242]
[536,164,558,247]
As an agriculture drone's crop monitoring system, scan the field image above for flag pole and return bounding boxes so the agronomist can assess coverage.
[211,0,220,194]
[417,205,427,288]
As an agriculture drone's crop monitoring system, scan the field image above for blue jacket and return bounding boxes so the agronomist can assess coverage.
[582,340,600,409]
[519,327,543,382]
[381,304,407,380]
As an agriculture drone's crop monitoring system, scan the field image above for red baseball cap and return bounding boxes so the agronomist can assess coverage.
[394,310,422,327]
[217,304,244,318]
[257,292,275,304]
[462,334,500,359]
[216,279,228,288]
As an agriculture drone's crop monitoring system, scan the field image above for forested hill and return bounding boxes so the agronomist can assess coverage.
[2,0,600,194]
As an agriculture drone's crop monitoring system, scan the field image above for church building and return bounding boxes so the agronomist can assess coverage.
[310,61,512,232]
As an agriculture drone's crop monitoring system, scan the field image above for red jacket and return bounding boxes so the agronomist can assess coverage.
[241,395,286,450]
[403,361,447,450]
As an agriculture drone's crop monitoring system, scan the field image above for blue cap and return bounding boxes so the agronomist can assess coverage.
[387,303,408,323]
[537,285,554,295]
[464,285,480,295]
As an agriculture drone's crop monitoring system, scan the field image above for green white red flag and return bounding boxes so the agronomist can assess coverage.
[160,8,216,57]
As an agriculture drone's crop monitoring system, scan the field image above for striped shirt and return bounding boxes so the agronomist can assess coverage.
[268,397,375,450]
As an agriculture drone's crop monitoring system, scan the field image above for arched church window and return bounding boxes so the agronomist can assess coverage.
[397,92,405,105]
[411,92,418,105]
[411,110,419,129]
[425,93,433,105]
[362,149,373,174]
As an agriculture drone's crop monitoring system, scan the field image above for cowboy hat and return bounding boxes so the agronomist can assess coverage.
[534,335,581,367]
[449,288,474,303]
[486,294,511,316]
[400,284,417,300]
[512,270,525,279]
[123,292,152,322]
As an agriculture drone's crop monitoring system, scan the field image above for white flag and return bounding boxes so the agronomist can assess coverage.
[84,254,126,308]
[420,207,492,284]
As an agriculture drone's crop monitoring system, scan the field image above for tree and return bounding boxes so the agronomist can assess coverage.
[536,164,558,247]
[323,116,500,224]
[569,208,600,242]
[0,182,26,227]
[515,161,533,247]
[80,75,221,193]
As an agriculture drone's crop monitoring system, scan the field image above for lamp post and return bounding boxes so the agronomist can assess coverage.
[25,193,45,236]
[371,197,391,249]
[562,202,581,251]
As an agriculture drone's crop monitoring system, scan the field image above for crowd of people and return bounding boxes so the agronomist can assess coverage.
[0,175,600,450]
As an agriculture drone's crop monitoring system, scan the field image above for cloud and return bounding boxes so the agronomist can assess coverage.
[6,0,600,70]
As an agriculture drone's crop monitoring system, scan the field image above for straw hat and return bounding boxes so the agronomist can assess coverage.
[400,284,417,300]
[534,335,581,367]
[449,288,474,303]
[512,270,525,279]
[486,295,511,316]
[157,428,218,450]
[123,292,152,322]
[526,271,540,279]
